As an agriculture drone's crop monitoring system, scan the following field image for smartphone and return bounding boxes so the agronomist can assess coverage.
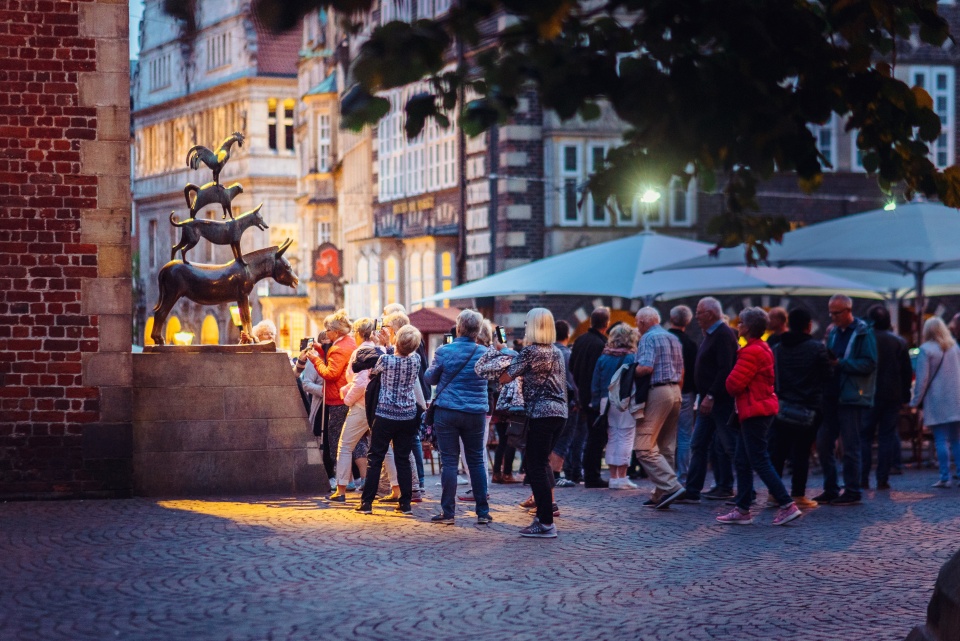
[299,337,315,352]
[495,325,507,343]
[375,318,383,331]
[443,333,453,345]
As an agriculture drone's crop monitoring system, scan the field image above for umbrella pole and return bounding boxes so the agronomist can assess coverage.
[914,265,925,348]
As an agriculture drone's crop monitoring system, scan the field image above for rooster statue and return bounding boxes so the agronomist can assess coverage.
[185,131,245,185]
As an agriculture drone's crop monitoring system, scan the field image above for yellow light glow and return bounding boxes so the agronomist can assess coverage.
[172,331,195,346]
[229,304,242,327]
[884,200,897,211]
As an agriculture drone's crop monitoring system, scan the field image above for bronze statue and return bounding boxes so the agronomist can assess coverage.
[151,239,297,345]
[186,131,245,185]
[184,181,243,219]
[170,203,268,266]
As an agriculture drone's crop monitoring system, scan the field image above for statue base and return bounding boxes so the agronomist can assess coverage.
[132,345,329,497]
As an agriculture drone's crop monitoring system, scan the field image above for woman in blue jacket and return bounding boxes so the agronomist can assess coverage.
[424,309,490,525]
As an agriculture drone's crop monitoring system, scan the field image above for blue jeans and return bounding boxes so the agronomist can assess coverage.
[734,415,792,511]
[860,401,900,486]
[675,392,696,485]
[434,408,489,518]
[412,434,425,487]
[818,404,866,497]
[931,421,960,482]
[685,397,737,498]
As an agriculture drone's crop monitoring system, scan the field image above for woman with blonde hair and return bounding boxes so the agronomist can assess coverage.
[304,309,357,497]
[590,323,639,488]
[501,308,568,538]
[911,316,960,488]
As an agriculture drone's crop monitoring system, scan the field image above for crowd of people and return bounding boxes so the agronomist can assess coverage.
[289,294,960,538]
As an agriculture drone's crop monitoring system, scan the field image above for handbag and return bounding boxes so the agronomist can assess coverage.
[772,344,816,428]
[505,415,529,449]
[916,348,946,410]
[424,344,482,426]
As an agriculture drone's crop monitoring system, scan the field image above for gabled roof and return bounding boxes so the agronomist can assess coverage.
[408,306,462,335]
[251,8,300,77]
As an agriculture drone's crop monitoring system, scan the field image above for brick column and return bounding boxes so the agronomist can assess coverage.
[0,0,132,498]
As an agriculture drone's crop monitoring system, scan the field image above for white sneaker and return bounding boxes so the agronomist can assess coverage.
[621,478,638,489]
[609,477,625,489]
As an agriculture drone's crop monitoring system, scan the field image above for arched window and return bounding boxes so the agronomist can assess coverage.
[409,251,422,311]
[165,316,182,345]
[200,314,220,345]
[440,251,453,307]
[385,256,399,307]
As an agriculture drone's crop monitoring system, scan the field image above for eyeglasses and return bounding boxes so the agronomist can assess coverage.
[828,309,851,317]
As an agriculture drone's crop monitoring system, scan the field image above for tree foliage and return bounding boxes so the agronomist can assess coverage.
[168,0,959,262]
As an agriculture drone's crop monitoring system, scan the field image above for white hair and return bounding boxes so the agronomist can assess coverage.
[698,297,722,317]
[829,294,853,308]
[636,307,661,326]
[383,303,406,315]
[456,309,484,340]
[251,319,277,342]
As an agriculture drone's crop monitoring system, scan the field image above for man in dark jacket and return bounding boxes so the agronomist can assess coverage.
[769,307,831,507]
[668,305,699,485]
[682,297,739,502]
[570,307,610,487]
[815,294,877,506]
[861,305,912,490]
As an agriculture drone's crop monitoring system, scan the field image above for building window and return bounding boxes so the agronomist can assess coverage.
[284,99,295,151]
[206,32,230,70]
[587,144,611,225]
[268,99,278,150]
[910,66,955,168]
[385,256,399,306]
[377,86,456,202]
[668,177,697,227]
[381,0,412,23]
[318,114,331,171]
[422,249,436,307]
[148,219,158,269]
[200,315,220,345]
[560,143,582,225]
[317,221,332,244]
[368,258,381,316]
[149,54,171,91]
[409,251,423,311]
[808,114,837,171]
[439,251,453,305]
[850,130,865,173]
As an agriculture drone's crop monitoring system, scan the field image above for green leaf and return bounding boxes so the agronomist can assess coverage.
[340,85,390,132]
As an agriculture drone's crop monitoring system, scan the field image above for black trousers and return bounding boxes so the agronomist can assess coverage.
[493,420,517,476]
[524,416,565,525]
[360,415,418,510]
[768,415,821,497]
[581,409,607,483]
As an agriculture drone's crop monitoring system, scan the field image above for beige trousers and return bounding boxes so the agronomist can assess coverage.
[634,384,682,499]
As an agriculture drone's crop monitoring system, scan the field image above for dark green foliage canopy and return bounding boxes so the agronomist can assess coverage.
[167,0,960,261]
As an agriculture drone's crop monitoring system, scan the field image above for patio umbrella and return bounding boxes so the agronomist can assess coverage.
[417,232,884,303]
[656,203,960,340]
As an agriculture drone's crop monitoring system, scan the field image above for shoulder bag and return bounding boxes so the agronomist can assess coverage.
[773,344,817,428]
[916,348,946,410]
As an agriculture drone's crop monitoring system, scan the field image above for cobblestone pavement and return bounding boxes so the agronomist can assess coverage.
[1,468,957,641]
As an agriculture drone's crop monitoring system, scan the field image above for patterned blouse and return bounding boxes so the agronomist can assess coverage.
[372,352,423,421]
[506,344,568,419]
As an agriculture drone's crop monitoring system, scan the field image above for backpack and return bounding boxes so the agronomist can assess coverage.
[607,358,634,412]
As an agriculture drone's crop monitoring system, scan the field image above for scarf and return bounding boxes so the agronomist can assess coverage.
[602,346,634,357]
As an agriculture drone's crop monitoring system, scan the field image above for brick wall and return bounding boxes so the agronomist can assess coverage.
[0,0,132,498]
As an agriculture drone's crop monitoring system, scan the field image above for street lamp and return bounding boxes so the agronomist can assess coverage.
[172,331,195,346]
[884,199,897,211]
[640,188,661,204]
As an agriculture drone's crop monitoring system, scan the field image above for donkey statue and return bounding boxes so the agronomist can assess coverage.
[150,239,298,346]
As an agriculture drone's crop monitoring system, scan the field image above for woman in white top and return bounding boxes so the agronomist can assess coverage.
[911,317,960,488]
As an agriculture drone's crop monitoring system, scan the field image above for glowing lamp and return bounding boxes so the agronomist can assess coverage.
[640,189,661,204]
[229,304,242,329]
[172,331,195,346]
[884,200,897,211]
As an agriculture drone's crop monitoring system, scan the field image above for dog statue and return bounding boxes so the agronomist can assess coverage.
[151,239,297,346]
[184,181,243,219]
[169,203,268,266]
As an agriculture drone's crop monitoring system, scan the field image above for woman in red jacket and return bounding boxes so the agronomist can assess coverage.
[717,307,802,527]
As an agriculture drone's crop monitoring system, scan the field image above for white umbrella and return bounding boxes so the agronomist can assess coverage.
[656,203,960,338]
[418,232,884,303]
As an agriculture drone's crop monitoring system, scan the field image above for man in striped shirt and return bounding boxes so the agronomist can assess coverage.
[633,307,687,509]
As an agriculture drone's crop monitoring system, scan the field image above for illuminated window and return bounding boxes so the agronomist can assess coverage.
[200,315,220,345]
[440,251,453,306]
[268,98,278,150]
[318,113,331,171]
[409,251,422,311]
[284,99,295,151]
[385,256,399,306]
[165,316,182,345]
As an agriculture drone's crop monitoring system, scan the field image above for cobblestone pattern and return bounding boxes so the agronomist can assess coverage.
[1,469,956,641]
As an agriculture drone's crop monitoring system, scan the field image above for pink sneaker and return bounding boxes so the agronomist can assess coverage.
[716,508,753,525]
[772,502,802,526]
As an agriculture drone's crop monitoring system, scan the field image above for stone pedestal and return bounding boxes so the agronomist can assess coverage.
[132,344,329,496]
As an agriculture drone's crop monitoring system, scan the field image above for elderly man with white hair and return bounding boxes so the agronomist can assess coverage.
[633,306,687,509]
[681,296,740,504]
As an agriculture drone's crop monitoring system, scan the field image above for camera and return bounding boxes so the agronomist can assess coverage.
[495,325,507,343]
[299,337,315,352]
[375,318,383,331]
[443,333,454,345]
